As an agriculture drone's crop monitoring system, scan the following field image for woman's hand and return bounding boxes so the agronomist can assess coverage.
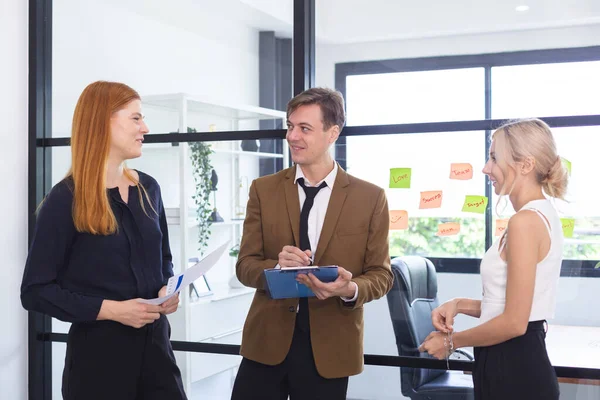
[158,285,180,315]
[98,299,162,329]
[419,331,450,360]
[431,299,459,333]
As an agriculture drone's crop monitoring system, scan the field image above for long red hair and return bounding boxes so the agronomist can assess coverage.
[69,81,142,235]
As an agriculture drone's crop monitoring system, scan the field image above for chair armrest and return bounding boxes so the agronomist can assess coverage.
[451,349,474,361]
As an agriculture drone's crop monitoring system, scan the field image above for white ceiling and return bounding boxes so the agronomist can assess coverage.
[102,0,600,44]
[315,0,600,43]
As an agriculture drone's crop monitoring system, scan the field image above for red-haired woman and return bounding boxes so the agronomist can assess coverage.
[21,81,187,400]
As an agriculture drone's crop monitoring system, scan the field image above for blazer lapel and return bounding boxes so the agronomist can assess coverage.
[284,166,300,247]
[314,165,349,265]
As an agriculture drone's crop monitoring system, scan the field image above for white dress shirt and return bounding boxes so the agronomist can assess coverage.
[292,162,358,302]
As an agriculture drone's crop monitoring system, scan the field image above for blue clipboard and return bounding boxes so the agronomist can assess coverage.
[263,266,339,299]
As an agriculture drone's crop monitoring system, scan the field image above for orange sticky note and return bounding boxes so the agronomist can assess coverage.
[419,191,443,209]
[390,210,408,230]
[495,219,509,236]
[437,222,460,236]
[450,163,473,180]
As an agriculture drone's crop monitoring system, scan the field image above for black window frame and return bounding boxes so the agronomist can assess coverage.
[334,46,600,277]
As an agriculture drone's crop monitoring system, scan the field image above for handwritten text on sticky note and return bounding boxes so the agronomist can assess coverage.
[561,218,575,238]
[389,168,412,189]
[495,219,509,236]
[462,195,488,214]
[450,163,473,180]
[437,222,460,236]
[419,191,443,209]
[390,210,408,230]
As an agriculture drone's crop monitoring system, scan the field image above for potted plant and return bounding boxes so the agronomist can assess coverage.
[188,127,214,255]
[229,244,240,258]
[228,243,245,288]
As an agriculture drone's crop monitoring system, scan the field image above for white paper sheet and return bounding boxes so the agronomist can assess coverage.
[138,240,230,305]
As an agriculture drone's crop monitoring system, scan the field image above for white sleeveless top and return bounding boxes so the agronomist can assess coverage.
[479,199,563,324]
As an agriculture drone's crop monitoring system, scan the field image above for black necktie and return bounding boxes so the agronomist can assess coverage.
[297,178,328,254]
[296,177,327,331]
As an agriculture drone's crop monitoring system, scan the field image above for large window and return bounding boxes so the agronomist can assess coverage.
[492,61,600,119]
[339,56,600,263]
[344,131,486,259]
[492,62,600,261]
[346,68,485,125]
[345,68,487,258]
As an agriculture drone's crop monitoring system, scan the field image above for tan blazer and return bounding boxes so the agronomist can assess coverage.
[236,164,393,379]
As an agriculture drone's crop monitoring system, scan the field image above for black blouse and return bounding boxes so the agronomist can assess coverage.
[21,170,173,323]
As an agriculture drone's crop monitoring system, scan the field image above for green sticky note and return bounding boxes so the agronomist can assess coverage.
[561,218,575,238]
[389,168,412,189]
[461,195,488,214]
[594,262,600,270]
[561,157,571,176]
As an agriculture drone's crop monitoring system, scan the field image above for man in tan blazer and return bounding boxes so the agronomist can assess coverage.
[231,87,393,400]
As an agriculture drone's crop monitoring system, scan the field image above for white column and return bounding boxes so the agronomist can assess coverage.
[0,0,30,399]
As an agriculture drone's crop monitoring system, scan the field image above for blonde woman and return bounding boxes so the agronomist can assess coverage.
[21,81,187,400]
[419,118,568,399]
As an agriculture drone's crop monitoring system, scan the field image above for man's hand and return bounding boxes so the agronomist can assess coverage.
[278,245,312,268]
[158,285,180,315]
[296,266,355,300]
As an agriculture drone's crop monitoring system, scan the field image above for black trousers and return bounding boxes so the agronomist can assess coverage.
[473,320,559,400]
[231,310,349,400]
[62,314,187,400]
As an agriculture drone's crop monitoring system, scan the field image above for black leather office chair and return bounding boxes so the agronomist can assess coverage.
[386,256,474,400]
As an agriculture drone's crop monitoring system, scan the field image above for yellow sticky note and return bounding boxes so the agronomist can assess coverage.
[419,191,443,209]
[561,157,571,176]
[436,222,460,236]
[495,219,509,236]
[462,195,488,214]
[389,168,412,188]
[450,163,473,180]
[561,218,575,238]
[390,210,408,230]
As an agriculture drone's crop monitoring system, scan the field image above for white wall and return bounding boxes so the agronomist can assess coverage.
[0,0,29,399]
[316,24,600,88]
[50,0,263,197]
[52,0,261,138]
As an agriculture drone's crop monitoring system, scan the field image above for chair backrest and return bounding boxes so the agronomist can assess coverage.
[386,256,445,395]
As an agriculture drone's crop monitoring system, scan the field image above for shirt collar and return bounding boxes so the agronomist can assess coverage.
[294,161,338,189]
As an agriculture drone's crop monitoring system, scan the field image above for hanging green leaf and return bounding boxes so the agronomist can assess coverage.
[187,127,214,255]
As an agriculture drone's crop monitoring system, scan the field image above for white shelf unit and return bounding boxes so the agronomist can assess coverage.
[134,93,289,394]
[142,92,287,121]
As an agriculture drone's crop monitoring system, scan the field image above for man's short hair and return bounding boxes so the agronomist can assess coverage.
[286,87,346,131]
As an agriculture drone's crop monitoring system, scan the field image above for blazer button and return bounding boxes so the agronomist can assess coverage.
[288,306,295,312]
